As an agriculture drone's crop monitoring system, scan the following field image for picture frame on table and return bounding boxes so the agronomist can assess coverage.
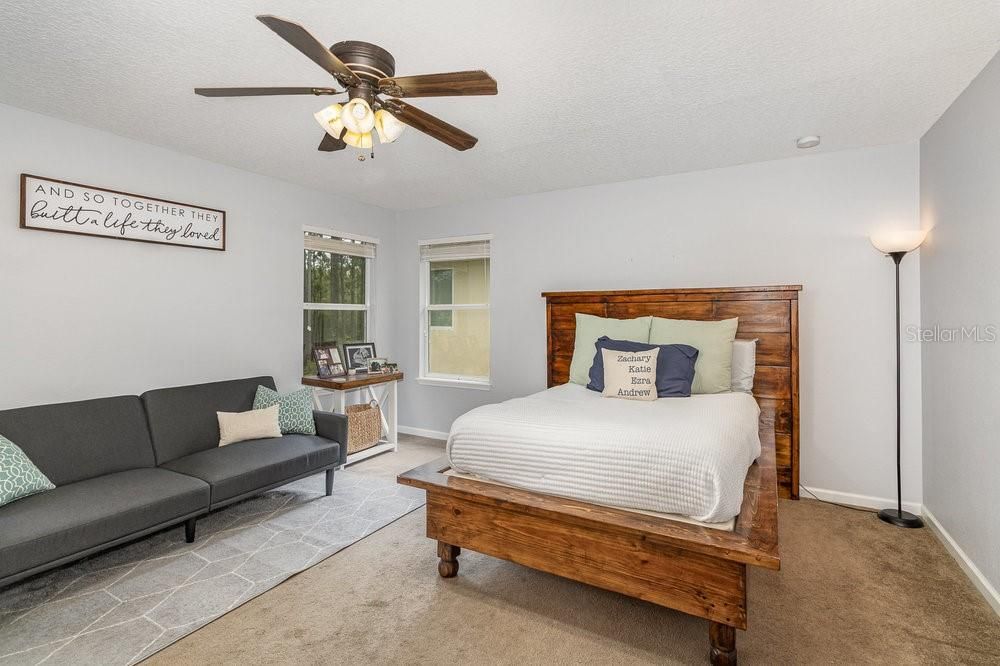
[367,358,387,373]
[314,342,347,379]
[343,342,377,372]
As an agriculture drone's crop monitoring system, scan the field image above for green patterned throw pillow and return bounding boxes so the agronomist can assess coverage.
[253,386,316,435]
[0,433,55,507]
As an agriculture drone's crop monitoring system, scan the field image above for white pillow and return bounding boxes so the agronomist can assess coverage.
[217,404,281,446]
[731,339,757,393]
[601,347,659,401]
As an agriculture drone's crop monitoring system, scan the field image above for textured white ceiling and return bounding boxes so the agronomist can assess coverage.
[1,1,998,211]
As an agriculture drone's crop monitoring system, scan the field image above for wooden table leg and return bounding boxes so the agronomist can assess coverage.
[437,541,460,578]
[709,621,736,665]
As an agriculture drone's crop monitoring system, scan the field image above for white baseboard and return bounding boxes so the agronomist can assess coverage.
[799,485,922,515]
[398,425,449,441]
[923,508,1000,617]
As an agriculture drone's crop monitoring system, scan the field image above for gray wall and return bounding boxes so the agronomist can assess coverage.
[920,51,1000,593]
[0,103,395,408]
[394,143,924,506]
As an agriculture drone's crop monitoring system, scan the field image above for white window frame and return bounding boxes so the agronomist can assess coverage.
[418,234,492,390]
[303,227,377,362]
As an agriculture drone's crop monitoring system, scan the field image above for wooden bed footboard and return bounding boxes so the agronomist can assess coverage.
[398,423,779,664]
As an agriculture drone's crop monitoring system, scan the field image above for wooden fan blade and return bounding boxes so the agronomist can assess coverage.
[195,87,341,97]
[378,70,497,98]
[256,15,361,87]
[381,99,478,150]
[318,132,347,152]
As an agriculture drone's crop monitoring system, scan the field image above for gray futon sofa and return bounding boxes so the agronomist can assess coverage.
[0,376,346,588]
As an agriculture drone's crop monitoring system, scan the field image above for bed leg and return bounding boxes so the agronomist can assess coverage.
[709,622,736,665]
[437,541,460,578]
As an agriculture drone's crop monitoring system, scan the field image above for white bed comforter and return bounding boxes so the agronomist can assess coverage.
[446,383,761,523]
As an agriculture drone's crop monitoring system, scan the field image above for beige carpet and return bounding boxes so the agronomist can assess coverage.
[146,436,1000,665]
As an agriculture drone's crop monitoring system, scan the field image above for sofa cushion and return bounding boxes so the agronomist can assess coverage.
[0,433,55,507]
[0,396,155,486]
[142,376,276,464]
[217,404,281,447]
[253,385,316,435]
[0,468,209,582]
[160,435,340,506]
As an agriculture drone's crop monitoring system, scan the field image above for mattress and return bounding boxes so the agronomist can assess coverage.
[446,383,761,523]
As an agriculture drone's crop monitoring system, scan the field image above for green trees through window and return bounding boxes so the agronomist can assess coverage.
[303,248,368,375]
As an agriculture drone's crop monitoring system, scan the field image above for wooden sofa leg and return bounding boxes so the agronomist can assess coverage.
[437,541,460,578]
[709,622,736,665]
[185,517,197,544]
[325,468,335,496]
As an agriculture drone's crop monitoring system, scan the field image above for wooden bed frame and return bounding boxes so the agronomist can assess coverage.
[398,285,801,665]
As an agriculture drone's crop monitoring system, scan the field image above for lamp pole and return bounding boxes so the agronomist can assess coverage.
[877,250,923,528]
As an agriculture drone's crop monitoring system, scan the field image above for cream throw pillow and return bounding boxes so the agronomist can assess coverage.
[601,347,659,401]
[217,404,281,447]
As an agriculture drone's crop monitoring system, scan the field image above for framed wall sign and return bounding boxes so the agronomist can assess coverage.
[19,174,226,251]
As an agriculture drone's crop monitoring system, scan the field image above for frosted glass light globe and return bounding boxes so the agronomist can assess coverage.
[870,229,928,254]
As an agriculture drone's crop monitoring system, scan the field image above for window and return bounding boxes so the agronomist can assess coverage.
[419,236,491,388]
[303,229,376,375]
[429,268,454,328]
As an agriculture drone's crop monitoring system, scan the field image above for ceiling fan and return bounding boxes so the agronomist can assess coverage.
[195,15,498,158]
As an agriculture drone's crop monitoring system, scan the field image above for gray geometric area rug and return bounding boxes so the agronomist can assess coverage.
[0,469,425,665]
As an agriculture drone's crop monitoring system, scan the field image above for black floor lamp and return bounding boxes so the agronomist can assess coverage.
[870,229,928,528]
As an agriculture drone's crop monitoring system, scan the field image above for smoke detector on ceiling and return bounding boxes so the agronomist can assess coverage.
[796,135,821,149]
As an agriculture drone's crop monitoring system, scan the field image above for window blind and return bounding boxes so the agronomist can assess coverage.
[304,233,376,259]
[419,240,491,262]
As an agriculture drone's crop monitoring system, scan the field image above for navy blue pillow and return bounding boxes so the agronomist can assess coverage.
[586,336,699,397]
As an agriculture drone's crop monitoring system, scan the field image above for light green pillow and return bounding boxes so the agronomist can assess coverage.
[649,317,739,394]
[568,313,652,385]
[0,434,55,507]
[253,386,316,435]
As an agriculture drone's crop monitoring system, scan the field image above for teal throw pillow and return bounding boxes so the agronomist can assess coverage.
[253,386,316,435]
[0,433,55,507]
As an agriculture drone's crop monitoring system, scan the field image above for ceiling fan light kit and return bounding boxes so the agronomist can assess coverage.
[195,14,498,160]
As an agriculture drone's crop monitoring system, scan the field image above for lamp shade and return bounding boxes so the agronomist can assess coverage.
[374,109,405,144]
[314,103,345,139]
[341,98,375,134]
[342,130,373,150]
[870,229,928,254]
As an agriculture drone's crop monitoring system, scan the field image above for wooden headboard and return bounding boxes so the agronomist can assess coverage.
[542,285,801,499]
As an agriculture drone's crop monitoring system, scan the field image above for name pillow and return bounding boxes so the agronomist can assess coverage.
[601,347,659,401]
[253,385,316,435]
[648,317,738,394]
[587,336,699,397]
[0,433,55,507]
[568,313,652,385]
[217,404,281,447]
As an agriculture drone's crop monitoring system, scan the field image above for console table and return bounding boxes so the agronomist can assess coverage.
[302,372,403,467]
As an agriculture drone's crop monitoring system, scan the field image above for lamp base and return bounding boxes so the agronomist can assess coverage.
[877,508,924,528]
